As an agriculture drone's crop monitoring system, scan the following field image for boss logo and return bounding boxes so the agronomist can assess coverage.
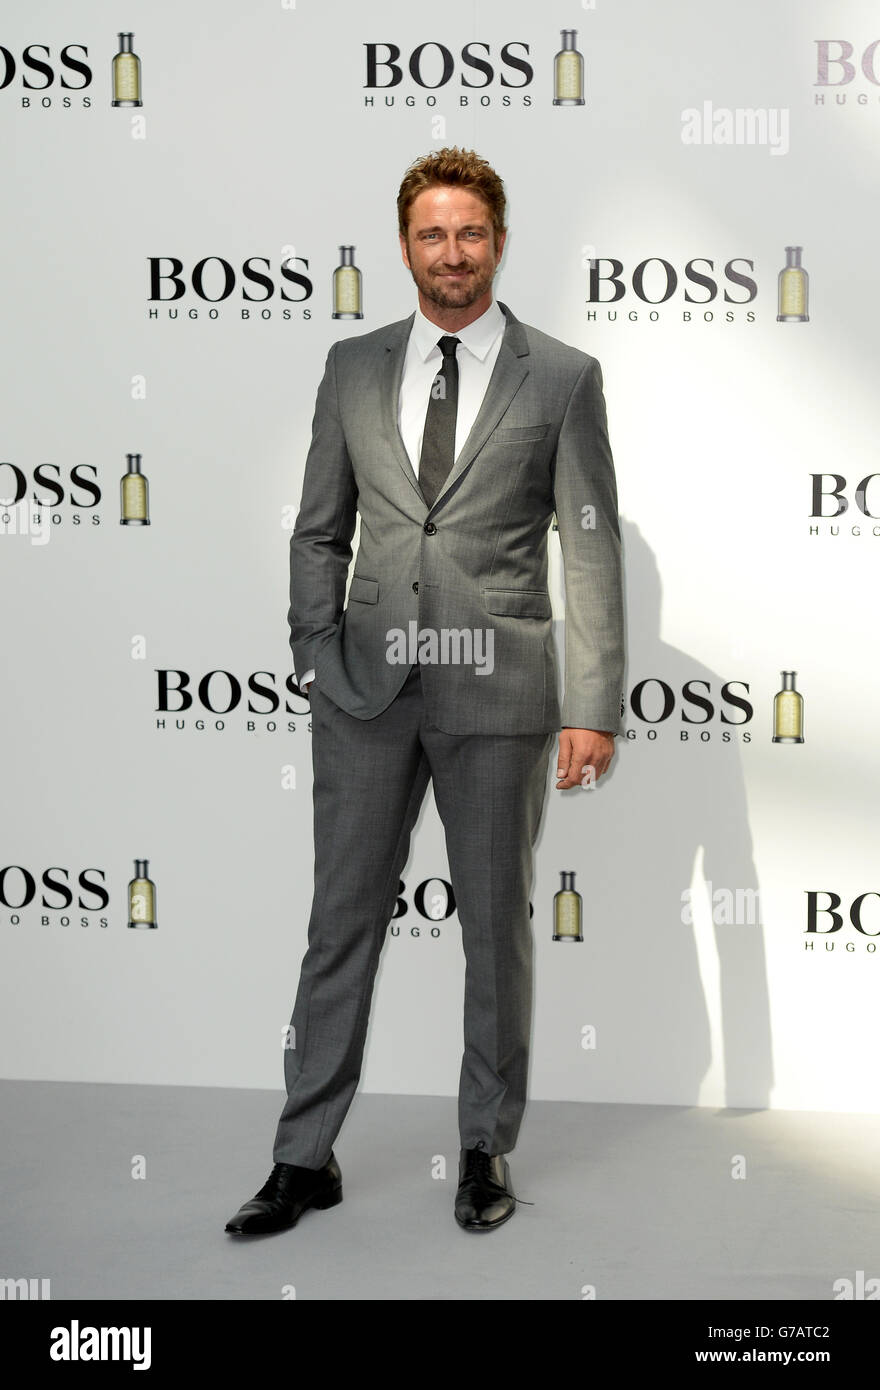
[810,474,880,518]
[147,257,313,303]
[0,867,109,927]
[815,40,880,85]
[364,42,533,90]
[0,462,100,509]
[587,258,757,305]
[0,44,92,92]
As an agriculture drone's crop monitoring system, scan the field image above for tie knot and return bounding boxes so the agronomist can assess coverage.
[438,335,460,358]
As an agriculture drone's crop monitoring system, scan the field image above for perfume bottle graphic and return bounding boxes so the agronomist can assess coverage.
[553,870,583,941]
[111,33,142,107]
[777,246,809,322]
[772,671,804,743]
[128,859,157,929]
[553,30,585,106]
[120,454,150,525]
[332,246,363,319]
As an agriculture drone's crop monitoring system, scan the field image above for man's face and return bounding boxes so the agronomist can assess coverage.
[399,185,506,311]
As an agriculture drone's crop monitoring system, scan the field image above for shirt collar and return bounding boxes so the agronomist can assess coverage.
[411,296,506,363]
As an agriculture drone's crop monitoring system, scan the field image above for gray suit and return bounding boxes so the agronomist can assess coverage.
[273,301,624,1169]
[289,301,624,735]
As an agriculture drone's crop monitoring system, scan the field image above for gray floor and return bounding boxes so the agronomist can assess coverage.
[2,1079,878,1300]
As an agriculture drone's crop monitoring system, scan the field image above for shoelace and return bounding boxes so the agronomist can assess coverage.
[255,1163,297,1200]
[462,1145,535,1205]
[462,1148,494,1182]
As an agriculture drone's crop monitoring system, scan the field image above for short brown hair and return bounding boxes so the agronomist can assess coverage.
[397,147,507,246]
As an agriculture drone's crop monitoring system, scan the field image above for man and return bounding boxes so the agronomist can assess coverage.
[226,147,624,1237]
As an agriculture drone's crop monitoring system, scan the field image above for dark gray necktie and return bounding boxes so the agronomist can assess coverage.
[418,335,460,509]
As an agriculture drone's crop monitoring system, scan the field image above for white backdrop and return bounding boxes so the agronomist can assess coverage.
[2,0,878,1116]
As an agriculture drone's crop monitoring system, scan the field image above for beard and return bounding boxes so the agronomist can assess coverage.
[406,254,496,310]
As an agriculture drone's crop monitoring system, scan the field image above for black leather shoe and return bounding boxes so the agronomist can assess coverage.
[225,1154,342,1235]
[454,1141,515,1231]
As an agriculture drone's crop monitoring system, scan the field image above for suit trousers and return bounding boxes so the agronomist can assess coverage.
[272,661,555,1168]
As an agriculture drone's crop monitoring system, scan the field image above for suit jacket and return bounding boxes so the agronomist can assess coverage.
[288,300,625,736]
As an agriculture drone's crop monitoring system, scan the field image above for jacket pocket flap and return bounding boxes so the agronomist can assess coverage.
[348,575,379,604]
[483,587,552,618]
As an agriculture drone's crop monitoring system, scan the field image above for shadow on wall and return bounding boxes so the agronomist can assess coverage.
[544,516,774,1111]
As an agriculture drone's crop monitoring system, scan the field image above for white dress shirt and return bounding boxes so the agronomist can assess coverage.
[297,297,506,691]
[398,295,506,474]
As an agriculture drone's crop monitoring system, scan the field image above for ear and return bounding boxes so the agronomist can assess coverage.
[399,232,411,270]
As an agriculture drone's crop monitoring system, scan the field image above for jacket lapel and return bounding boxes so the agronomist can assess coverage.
[378,312,422,500]
[438,301,529,506]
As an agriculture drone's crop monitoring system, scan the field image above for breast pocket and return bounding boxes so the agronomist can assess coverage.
[492,423,551,444]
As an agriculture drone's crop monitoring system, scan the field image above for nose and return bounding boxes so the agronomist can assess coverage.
[440,237,467,265]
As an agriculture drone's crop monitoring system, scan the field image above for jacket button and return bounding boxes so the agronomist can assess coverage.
[412,581,419,593]
[424,521,436,535]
